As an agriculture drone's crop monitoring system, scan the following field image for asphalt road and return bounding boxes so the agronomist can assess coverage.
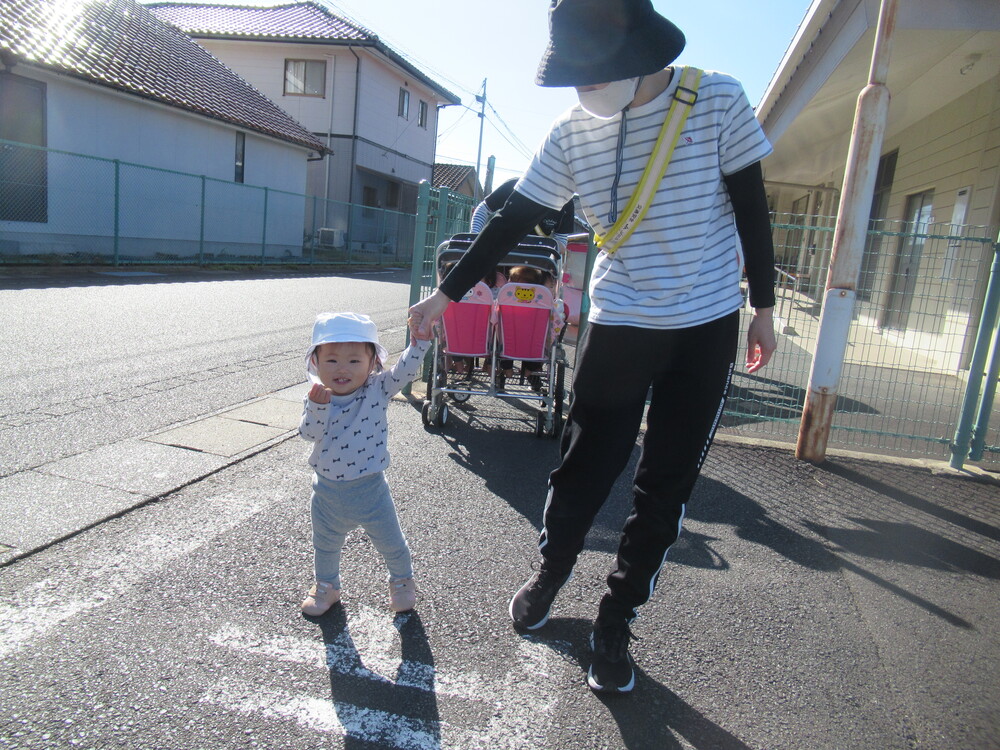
[1,267,997,749]
[0,267,413,475]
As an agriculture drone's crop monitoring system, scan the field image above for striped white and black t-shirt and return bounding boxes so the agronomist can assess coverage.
[514,69,772,330]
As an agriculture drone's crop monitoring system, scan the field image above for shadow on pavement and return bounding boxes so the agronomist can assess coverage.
[426,399,991,631]
[313,606,442,748]
[820,461,1000,544]
[690,473,977,629]
[522,617,754,750]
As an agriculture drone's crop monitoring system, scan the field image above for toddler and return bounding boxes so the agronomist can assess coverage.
[499,266,561,391]
[298,312,430,616]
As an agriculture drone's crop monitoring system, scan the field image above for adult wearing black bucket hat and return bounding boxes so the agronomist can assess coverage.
[409,0,778,694]
[535,0,686,87]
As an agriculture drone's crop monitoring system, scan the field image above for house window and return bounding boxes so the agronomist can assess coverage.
[418,100,428,129]
[0,74,47,222]
[387,181,400,210]
[234,132,245,183]
[362,186,379,218]
[284,59,326,97]
[398,88,410,119]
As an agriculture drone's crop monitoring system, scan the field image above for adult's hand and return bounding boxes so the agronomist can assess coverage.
[408,289,451,340]
[745,306,777,373]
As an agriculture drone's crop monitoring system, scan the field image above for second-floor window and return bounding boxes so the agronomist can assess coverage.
[284,59,325,97]
[398,88,410,119]
[418,100,428,129]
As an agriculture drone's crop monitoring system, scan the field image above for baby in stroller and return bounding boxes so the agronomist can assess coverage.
[422,234,569,437]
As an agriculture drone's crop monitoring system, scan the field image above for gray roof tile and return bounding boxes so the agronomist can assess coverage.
[148,1,460,105]
[0,0,326,152]
[433,163,477,191]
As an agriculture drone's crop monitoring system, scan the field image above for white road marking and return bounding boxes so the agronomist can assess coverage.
[208,610,490,701]
[202,616,578,749]
[202,678,462,749]
[0,493,267,659]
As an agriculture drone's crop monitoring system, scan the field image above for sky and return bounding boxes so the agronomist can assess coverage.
[321,0,814,186]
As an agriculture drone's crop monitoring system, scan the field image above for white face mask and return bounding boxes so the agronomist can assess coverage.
[577,77,640,119]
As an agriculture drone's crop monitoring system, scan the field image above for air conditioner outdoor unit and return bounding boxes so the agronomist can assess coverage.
[317,228,345,248]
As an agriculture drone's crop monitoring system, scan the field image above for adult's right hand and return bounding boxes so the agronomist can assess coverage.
[408,289,451,340]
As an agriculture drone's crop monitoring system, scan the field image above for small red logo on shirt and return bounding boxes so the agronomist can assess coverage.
[684,136,694,144]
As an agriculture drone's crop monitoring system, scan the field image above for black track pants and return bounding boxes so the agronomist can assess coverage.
[539,312,738,620]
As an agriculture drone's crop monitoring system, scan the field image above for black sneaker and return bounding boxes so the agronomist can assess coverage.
[508,564,572,630]
[587,618,636,693]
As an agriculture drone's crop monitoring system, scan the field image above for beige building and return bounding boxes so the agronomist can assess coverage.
[757,0,1000,372]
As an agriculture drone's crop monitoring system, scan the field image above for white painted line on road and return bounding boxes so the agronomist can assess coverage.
[202,616,578,749]
[0,493,268,659]
[201,678,479,750]
[209,608,490,701]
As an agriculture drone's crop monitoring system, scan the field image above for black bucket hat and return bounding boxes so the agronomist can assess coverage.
[535,0,686,88]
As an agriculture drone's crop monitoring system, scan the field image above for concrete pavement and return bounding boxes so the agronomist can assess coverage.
[1,375,998,748]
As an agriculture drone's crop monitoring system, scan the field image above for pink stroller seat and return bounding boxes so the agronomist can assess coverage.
[442,281,494,357]
[496,282,554,361]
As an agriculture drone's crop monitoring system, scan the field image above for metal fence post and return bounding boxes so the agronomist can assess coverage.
[951,240,1000,468]
[970,309,1000,461]
[403,180,432,396]
[199,175,206,265]
[434,189,450,251]
[310,195,318,265]
[260,187,269,266]
[112,159,121,266]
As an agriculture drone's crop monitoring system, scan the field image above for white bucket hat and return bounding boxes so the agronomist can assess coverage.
[306,312,388,381]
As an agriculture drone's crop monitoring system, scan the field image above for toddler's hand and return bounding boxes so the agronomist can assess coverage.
[308,382,332,404]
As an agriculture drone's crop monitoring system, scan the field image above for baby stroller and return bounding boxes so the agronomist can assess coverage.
[421,233,568,438]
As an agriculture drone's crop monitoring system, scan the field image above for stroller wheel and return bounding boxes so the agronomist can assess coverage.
[422,400,449,428]
[449,390,471,403]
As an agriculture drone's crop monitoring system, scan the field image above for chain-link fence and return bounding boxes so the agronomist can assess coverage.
[0,140,416,266]
[407,181,476,306]
[6,137,997,466]
[406,210,999,467]
[726,213,999,467]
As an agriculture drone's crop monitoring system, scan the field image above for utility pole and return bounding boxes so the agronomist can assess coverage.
[484,155,496,196]
[475,79,486,201]
[796,0,899,463]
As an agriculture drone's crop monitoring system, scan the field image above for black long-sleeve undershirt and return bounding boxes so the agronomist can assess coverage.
[722,160,776,309]
[440,161,775,310]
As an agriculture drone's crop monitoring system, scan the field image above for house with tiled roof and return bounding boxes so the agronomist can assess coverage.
[432,163,480,199]
[0,0,327,260]
[148,1,461,253]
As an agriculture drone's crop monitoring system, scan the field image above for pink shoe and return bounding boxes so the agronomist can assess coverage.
[389,577,416,613]
[301,581,341,616]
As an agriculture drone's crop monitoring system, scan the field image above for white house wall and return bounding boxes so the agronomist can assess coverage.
[4,67,309,259]
[193,39,443,206]
[353,53,438,188]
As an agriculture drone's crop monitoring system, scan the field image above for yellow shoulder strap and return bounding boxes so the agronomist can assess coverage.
[596,66,702,256]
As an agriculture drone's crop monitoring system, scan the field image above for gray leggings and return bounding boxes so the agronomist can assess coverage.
[310,471,412,588]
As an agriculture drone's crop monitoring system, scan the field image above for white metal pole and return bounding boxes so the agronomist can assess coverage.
[796,0,899,462]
